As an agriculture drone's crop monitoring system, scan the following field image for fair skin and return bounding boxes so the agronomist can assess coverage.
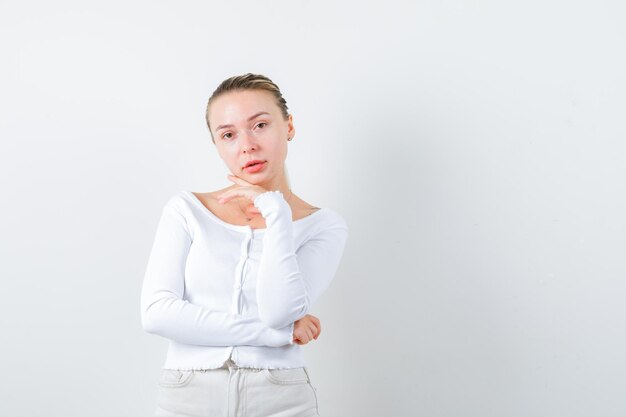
[203,88,321,345]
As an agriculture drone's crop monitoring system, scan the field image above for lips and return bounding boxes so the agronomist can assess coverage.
[243,159,266,169]
[243,160,266,173]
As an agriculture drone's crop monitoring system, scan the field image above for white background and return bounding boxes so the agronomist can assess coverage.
[1,1,625,416]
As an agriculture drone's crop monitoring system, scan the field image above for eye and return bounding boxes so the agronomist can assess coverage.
[256,122,267,129]
[222,132,233,140]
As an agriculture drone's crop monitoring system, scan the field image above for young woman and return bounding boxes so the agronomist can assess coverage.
[140,73,349,417]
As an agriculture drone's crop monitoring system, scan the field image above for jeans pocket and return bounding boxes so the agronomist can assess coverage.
[262,367,309,385]
[158,369,195,388]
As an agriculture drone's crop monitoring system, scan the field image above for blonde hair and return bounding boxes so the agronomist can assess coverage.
[205,73,290,144]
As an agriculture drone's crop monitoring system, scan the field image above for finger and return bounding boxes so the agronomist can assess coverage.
[305,326,314,341]
[216,191,236,204]
[313,323,321,339]
[294,327,306,341]
[308,317,321,333]
[295,331,309,344]
[305,324,315,340]
[217,190,246,204]
[228,174,253,186]
[242,202,261,213]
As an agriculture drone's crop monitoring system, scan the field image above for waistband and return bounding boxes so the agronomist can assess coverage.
[213,357,306,373]
[221,357,247,370]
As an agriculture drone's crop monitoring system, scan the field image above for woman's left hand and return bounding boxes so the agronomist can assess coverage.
[216,174,266,215]
[293,314,321,345]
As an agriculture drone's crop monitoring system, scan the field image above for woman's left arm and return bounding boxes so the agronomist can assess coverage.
[253,190,349,330]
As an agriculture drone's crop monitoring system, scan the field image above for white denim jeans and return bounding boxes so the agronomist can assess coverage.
[154,358,321,417]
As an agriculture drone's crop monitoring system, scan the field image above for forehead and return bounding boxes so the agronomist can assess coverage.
[209,89,278,125]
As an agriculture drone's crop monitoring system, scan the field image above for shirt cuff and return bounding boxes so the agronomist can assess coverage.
[265,321,295,347]
[253,190,290,218]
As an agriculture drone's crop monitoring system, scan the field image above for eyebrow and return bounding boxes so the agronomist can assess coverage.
[215,111,271,132]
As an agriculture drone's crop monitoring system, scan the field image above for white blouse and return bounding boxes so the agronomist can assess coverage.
[140,189,349,370]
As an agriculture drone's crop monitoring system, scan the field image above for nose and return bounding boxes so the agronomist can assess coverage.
[240,129,257,153]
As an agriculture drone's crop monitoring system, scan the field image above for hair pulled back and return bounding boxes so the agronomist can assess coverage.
[205,73,290,144]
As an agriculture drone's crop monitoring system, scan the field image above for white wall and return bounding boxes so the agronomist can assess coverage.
[1,1,624,416]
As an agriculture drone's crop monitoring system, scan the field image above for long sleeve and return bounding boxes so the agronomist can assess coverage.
[140,202,293,347]
[253,190,349,330]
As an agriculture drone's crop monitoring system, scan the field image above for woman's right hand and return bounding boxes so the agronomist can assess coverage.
[293,314,321,345]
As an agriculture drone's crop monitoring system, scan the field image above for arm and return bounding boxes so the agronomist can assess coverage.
[253,190,349,329]
[140,202,294,347]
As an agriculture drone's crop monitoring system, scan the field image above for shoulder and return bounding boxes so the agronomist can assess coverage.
[162,189,227,223]
[160,191,203,222]
[305,207,349,243]
[163,190,191,210]
[320,208,349,232]
[288,193,328,223]
[164,189,219,205]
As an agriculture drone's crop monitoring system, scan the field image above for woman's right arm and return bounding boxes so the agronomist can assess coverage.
[140,203,294,347]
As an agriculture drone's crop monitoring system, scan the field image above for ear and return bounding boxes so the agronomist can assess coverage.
[287,114,295,139]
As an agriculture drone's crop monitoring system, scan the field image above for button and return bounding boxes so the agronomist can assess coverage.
[234,284,241,289]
